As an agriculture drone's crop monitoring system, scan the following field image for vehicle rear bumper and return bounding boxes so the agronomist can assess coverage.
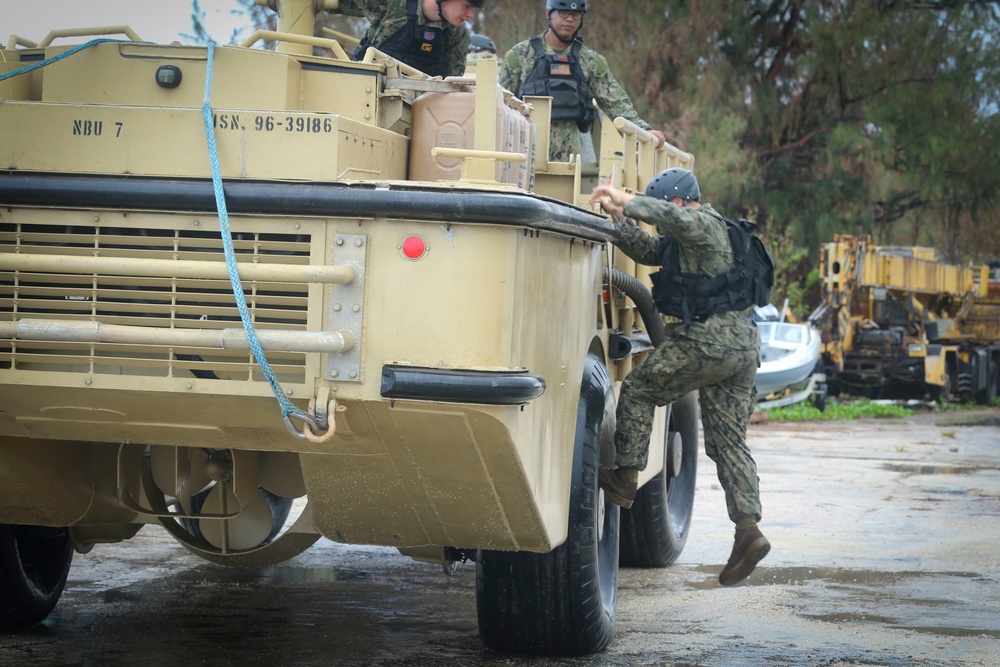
[380,365,546,405]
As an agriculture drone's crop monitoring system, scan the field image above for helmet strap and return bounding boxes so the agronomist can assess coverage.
[546,12,582,45]
[546,17,575,46]
[436,0,445,21]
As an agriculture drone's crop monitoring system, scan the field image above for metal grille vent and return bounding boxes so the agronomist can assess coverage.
[0,221,312,383]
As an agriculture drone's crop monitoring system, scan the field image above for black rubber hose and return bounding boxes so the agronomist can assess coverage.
[603,268,666,347]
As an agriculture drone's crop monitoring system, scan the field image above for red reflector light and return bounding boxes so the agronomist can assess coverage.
[401,236,427,260]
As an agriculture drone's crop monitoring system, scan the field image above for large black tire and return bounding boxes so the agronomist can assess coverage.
[619,391,699,568]
[976,358,998,405]
[0,525,74,630]
[476,354,619,656]
[812,383,828,412]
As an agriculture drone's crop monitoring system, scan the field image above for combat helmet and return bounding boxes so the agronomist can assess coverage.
[438,0,486,15]
[645,168,701,202]
[546,0,587,42]
[546,0,588,11]
[469,34,496,53]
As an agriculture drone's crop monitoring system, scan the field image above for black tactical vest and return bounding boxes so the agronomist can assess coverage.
[521,36,595,132]
[650,213,775,325]
[352,0,453,78]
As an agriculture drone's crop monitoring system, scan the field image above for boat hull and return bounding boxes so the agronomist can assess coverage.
[755,322,821,396]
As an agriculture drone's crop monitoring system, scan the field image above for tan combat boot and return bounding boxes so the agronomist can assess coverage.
[598,465,639,509]
[718,524,771,586]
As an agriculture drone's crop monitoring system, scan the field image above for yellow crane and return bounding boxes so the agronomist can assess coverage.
[808,235,1000,402]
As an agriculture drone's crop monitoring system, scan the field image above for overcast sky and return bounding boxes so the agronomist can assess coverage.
[1,0,253,46]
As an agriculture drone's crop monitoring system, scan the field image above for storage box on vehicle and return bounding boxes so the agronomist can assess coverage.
[409,83,533,189]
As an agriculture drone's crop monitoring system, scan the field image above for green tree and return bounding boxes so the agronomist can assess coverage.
[186,0,265,45]
[714,1,1000,263]
[585,1,1000,281]
[192,1,1000,288]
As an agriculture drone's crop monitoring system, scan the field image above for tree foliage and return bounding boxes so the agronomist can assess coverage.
[485,1,1000,310]
[191,1,1000,312]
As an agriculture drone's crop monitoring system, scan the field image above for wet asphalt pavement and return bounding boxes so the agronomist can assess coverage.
[2,408,999,667]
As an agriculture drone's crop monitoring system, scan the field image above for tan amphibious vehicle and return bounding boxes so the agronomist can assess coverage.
[0,0,698,655]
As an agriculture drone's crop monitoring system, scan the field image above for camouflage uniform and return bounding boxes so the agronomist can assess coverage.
[465,51,496,68]
[339,0,470,77]
[614,197,763,523]
[498,34,652,162]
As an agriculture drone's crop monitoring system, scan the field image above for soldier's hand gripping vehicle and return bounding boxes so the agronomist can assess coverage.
[0,1,699,655]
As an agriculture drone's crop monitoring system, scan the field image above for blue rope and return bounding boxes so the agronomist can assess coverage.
[201,43,307,422]
[0,38,133,82]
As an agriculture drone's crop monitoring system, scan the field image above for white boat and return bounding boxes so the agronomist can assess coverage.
[754,320,822,397]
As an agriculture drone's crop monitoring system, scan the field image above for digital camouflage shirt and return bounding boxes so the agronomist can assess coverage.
[616,197,761,350]
[498,33,651,162]
[339,0,471,78]
[465,51,496,70]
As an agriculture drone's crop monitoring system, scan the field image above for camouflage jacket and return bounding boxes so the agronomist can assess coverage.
[465,51,497,70]
[616,198,761,350]
[498,33,650,162]
[339,0,471,77]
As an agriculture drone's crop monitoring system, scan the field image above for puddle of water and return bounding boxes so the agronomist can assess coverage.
[803,611,897,625]
[777,567,1000,639]
[935,415,1000,428]
[918,487,970,495]
[170,563,363,586]
[881,462,988,475]
[258,565,366,584]
[662,565,1000,640]
[729,565,986,587]
[653,564,941,590]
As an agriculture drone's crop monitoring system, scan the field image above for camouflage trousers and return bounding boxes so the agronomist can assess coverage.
[614,336,762,524]
[547,122,584,162]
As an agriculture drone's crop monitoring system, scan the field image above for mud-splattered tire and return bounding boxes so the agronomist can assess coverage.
[812,383,828,412]
[0,525,74,630]
[619,390,699,568]
[476,354,619,655]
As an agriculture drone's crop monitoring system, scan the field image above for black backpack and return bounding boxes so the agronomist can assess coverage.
[650,213,774,324]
